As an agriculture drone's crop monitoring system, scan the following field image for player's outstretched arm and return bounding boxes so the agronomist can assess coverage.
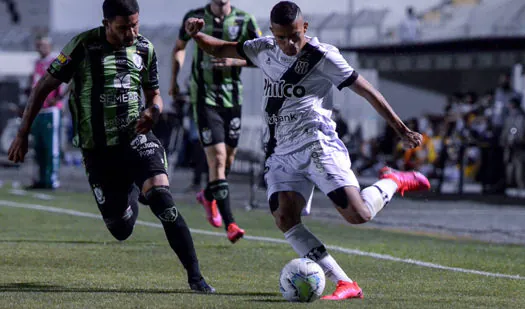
[349,75,422,149]
[8,73,62,163]
[185,18,243,59]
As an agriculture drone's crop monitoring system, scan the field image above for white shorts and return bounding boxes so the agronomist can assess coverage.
[264,139,360,207]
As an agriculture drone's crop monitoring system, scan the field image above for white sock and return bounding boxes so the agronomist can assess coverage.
[284,223,352,283]
[360,179,398,219]
[317,254,352,283]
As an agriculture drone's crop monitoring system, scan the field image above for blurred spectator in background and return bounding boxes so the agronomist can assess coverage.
[500,95,525,193]
[399,6,421,43]
[27,36,65,190]
[397,118,436,176]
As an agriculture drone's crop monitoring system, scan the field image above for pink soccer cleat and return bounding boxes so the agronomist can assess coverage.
[321,281,363,300]
[379,167,431,196]
[226,223,245,244]
[196,190,222,228]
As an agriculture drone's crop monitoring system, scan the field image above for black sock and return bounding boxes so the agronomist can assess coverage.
[204,183,214,201]
[209,179,235,229]
[146,186,203,283]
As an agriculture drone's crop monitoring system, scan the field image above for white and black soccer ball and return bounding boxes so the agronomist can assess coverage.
[279,258,326,302]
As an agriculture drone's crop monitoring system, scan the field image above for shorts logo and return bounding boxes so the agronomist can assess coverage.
[230,117,241,130]
[92,185,105,205]
[294,60,310,75]
[130,134,147,149]
[201,128,212,145]
[229,117,241,140]
[158,206,178,222]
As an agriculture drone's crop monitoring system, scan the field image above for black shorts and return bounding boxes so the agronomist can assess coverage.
[82,132,167,212]
[194,104,242,148]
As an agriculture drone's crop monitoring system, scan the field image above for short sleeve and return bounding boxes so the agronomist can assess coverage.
[47,35,85,83]
[244,14,262,41]
[142,46,160,90]
[236,37,272,68]
[321,49,359,91]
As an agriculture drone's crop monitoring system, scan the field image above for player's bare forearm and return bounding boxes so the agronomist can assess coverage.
[171,40,187,89]
[230,59,248,67]
[350,75,408,135]
[192,32,242,59]
[19,73,62,137]
[144,88,163,114]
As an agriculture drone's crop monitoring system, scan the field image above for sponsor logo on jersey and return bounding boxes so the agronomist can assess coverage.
[87,42,103,51]
[100,91,139,105]
[105,114,139,130]
[115,58,128,65]
[263,78,306,98]
[267,113,298,125]
[114,72,131,89]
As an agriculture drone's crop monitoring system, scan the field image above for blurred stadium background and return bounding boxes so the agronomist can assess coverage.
[1,0,525,198]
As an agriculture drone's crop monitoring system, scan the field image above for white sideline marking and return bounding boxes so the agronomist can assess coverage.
[0,199,523,281]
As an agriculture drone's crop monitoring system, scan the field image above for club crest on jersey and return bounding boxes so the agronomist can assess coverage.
[228,25,240,40]
[132,53,144,70]
[294,60,310,75]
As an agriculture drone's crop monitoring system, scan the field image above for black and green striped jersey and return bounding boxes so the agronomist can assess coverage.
[179,5,261,109]
[48,27,159,149]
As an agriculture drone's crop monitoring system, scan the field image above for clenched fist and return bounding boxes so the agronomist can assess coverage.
[400,129,423,149]
[185,18,205,37]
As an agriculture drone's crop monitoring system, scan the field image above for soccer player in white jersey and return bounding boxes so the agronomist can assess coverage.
[184,1,430,301]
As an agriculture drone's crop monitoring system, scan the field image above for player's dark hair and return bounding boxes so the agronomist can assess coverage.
[270,1,302,25]
[103,0,140,19]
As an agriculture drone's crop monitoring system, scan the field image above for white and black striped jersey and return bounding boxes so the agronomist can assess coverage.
[237,36,359,157]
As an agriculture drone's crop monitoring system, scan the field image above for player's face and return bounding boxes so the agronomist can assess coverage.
[104,13,140,47]
[271,18,308,56]
[35,39,51,58]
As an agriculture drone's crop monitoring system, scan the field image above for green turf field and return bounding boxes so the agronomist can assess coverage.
[0,188,524,308]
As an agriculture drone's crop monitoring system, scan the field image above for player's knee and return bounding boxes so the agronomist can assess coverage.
[103,208,135,241]
[273,213,300,233]
[210,153,227,170]
[144,186,180,223]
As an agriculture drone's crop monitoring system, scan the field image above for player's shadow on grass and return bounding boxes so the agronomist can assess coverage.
[0,239,154,245]
[248,299,290,303]
[0,282,280,297]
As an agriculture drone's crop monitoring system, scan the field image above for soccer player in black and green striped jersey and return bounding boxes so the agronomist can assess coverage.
[171,0,262,244]
[8,0,214,294]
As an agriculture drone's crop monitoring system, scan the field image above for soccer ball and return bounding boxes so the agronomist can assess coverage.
[279,258,326,302]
